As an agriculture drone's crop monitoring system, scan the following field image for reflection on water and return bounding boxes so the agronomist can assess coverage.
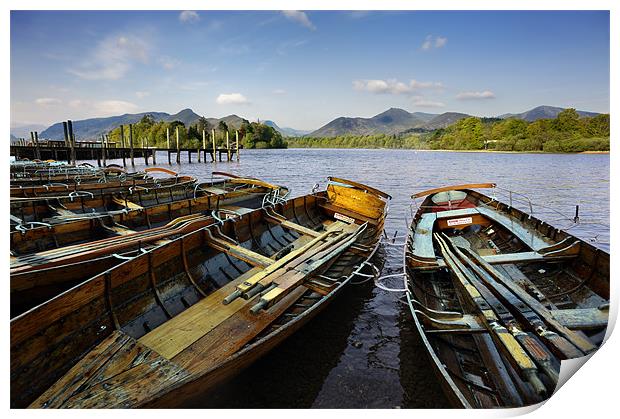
[102,148,609,408]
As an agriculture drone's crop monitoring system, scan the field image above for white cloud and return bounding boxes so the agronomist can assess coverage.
[421,35,448,50]
[281,11,316,30]
[135,91,150,99]
[272,89,287,95]
[35,98,61,106]
[216,93,250,105]
[412,96,445,108]
[93,100,139,115]
[179,11,200,23]
[68,34,150,80]
[456,90,496,100]
[353,78,443,95]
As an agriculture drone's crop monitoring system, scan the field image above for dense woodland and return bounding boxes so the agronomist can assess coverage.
[106,115,287,150]
[288,109,610,152]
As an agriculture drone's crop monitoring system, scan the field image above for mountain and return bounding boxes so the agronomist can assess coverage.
[10,123,47,139]
[422,112,471,130]
[38,109,248,140]
[263,120,312,137]
[499,105,600,122]
[310,108,435,137]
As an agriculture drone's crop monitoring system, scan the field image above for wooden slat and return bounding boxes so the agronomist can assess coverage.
[138,267,263,359]
[551,308,609,330]
[412,183,496,198]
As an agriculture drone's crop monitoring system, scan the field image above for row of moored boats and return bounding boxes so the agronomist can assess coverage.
[10,160,609,408]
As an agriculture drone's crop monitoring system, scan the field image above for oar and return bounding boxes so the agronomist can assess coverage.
[434,233,547,396]
[447,238,584,360]
[458,242,597,355]
[440,234,561,386]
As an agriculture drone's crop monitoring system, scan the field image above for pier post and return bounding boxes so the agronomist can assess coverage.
[144,137,149,165]
[102,134,107,167]
[129,124,134,166]
[201,130,207,163]
[120,125,126,167]
[167,128,171,165]
[62,122,70,163]
[175,126,180,164]
[32,131,41,160]
[67,120,76,165]
[188,149,192,163]
[212,129,216,162]
[236,130,240,161]
[151,137,157,164]
[226,131,231,161]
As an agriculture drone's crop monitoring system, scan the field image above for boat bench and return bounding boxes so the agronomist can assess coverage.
[411,206,556,262]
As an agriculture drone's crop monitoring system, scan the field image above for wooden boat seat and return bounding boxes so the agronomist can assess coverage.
[551,307,609,330]
[319,202,379,226]
[112,196,143,210]
[199,186,227,195]
[411,206,556,262]
[30,330,190,408]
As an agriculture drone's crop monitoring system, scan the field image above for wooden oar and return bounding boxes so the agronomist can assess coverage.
[434,233,547,396]
[440,235,561,386]
[458,243,597,355]
[250,223,368,313]
[446,237,584,360]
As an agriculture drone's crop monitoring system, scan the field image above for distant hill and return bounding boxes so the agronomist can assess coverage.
[499,105,599,122]
[263,120,312,137]
[308,108,474,137]
[309,108,436,137]
[38,109,248,140]
[10,123,47,139]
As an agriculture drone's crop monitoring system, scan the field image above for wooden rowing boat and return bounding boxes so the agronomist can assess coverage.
[404,183,609,408]
[10,172,285,255]
[10,167,187,198]
[10,174,290,315]
[11,177,390,408]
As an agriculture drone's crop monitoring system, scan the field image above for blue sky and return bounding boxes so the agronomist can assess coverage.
[11,10,610,130]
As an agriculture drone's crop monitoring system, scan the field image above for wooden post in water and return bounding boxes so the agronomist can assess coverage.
[151,136,156,164]
[102,134,107,166]
[175,126,180,164]
[31,131,41,160]
[129,124,135,166]
[212,129,216,162]
[202,130,207,163]
[144,137,149,165]
[235,130,240,161]
[62,122,70,163]
[226,131,231,161]
[67,120,76,165]
[120,125,126,167]
[188,149,192,163]
[166,128,171,164]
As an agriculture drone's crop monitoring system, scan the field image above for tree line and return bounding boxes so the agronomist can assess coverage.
[287,109,609,152]
[106,115,287,150]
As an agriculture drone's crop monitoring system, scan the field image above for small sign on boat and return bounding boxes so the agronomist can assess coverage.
[447,217,473,227]
[334,212,356,224]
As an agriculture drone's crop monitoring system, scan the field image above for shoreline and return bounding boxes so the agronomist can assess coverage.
[284,147,610,155]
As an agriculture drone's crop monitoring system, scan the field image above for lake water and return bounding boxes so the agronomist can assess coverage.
[91,148,610,408]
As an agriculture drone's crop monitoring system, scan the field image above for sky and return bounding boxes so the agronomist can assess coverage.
[10,10,610,130]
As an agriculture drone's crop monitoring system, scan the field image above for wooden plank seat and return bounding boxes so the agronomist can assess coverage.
[411,206,557,263]
[199,186,228,195]
[550,307,609,330]
[433,250,579,268]
[319,202,379,225]
[30,330,190,408]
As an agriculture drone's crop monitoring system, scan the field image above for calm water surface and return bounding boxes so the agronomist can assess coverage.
[100,149,610,408]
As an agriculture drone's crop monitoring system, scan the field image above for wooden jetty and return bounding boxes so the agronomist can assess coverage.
[10,123,241,168]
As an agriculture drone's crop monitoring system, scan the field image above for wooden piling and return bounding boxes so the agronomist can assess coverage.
[32,131,41,160]
[120,125,126,167]
[226,131,231,161]
[166,128,171,165]
[129,124,135,166]
[67,120,76,165]
[212,129,216,162]
[175,126,180,164]
[62,122,70,162]
[144,137,149,165]
[152,139,157,164]
[102,134,107,166]
[236,130,240,161]
[188,149,192,163]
